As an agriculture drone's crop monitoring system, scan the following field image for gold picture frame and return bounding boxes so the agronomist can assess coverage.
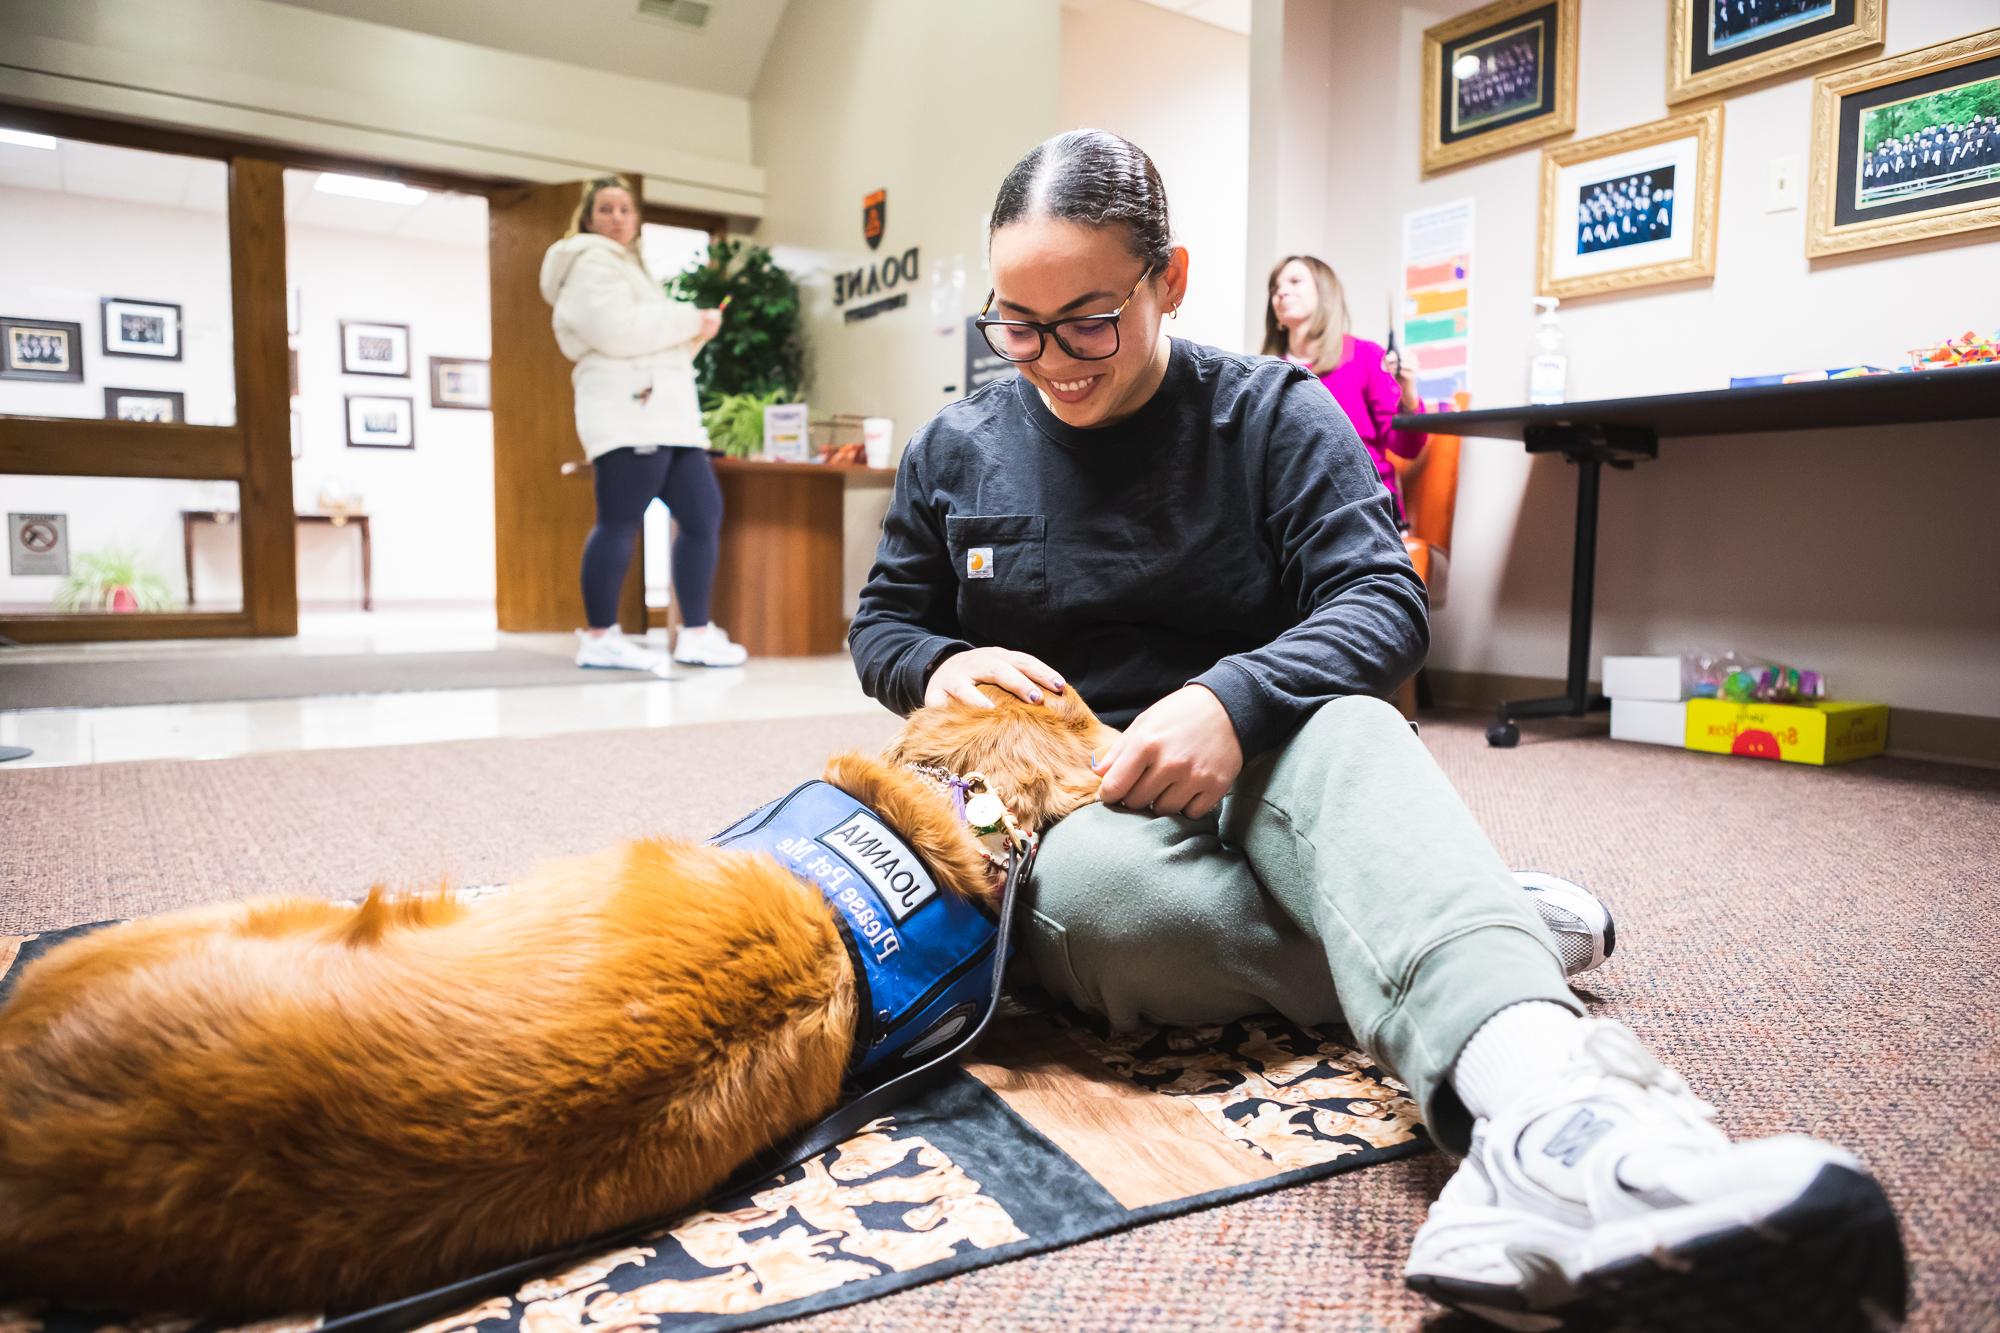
[1422,0,1579,174]
[1667,0,1883,105]
[1807,27,2000,258]
[1537,106,1724,300]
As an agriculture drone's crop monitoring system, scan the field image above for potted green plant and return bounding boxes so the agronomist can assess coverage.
[53,549,181,613]
[668,239,805,408]
[701,387,788,459]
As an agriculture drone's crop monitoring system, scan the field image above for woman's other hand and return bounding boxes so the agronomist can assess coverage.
[693,308,723,348]
[1092,684,1243,819]
[925,647,1066,710]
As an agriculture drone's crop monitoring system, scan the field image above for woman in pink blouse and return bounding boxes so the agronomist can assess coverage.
[1262,255,1427,524]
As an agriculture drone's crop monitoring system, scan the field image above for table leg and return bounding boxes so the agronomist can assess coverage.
[182,513,197,611]
[359,516,373,612]
[1488,425,1655,748]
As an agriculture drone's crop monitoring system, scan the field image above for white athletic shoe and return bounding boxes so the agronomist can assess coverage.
[1513,871,1615,978]
[574,626,667,673]
[1405,1019,1907,1332]
[673,623,748,668]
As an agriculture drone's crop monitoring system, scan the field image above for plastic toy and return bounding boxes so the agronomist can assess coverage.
[1684,650,1827,704]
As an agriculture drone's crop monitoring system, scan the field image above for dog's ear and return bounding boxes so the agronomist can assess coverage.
[821,752,996,904]
[884,685,1117,834]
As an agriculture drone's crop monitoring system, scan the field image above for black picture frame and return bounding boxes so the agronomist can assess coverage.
[102,387,187,423]
[345,394,416,449]
[340,320,412,378]
[0,317,85,382]
[100,297,185,361]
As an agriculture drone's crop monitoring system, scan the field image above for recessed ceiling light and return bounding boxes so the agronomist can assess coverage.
[0,128,58,151]
[314,172,428,205]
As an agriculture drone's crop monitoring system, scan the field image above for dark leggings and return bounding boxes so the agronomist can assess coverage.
[582,447,723,630]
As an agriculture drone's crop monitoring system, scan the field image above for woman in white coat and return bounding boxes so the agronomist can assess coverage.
[539,176,746,669]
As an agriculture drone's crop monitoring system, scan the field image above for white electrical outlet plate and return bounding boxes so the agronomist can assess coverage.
[1766,154,1802,213]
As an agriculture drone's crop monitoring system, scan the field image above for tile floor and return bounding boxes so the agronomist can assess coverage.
[0,609,883,770]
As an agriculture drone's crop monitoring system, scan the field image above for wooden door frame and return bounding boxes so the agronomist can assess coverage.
[0,103,727,642]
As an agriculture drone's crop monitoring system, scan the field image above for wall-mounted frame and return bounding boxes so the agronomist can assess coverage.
[101,297,184,361]
[1808,27,2000,258]
[1538,105,1724,299]
[103,387,187,423]
[345,393,415,449]
[339,319,411,377]
[0,317,85,382]
[1668,0,1883,105]
[1423,0,1579,174]
[429,355,491,409]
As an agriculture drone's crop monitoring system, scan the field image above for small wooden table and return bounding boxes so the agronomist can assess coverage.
[182,511,372,611]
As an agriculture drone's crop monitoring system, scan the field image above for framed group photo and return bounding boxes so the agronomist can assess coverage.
[428,356,491,410]
[1539,106,1724,299]
[1668,0,1883,104]
[0,317,84,382]
[345,394,416,449]
[103,387,186,423]
[340,320,411,377]
[1423,0,1579,174]
[101,297,184,361]
[1808,27,2000,257]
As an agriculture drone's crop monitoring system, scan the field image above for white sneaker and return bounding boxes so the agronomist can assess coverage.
[1513,871,1615,978]
[574,626,666,673]
[1405,1020,1907,1332]
[672,623,748,668]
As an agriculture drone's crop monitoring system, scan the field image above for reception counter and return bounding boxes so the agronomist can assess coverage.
[708,456,895,657]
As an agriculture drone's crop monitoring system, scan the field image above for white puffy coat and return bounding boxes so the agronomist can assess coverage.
[538,233,709,460]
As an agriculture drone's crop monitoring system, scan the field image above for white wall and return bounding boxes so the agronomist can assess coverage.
[750,0,1065,615]
[1251,0,2000,721]
[0,182,495,612]
[0,0,765,217]
[284,218,494,610]
[1060,0,1250,353]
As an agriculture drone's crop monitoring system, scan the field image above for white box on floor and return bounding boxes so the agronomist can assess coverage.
[1611,698,1688,747]
[1602,655,1682,701]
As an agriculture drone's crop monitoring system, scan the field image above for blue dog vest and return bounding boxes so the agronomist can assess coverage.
[710,780,1005,1080]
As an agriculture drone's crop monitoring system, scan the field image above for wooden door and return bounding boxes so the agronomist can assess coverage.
[488,181,644,633]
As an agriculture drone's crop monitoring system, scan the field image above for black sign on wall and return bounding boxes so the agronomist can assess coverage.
[963,316,1013,398]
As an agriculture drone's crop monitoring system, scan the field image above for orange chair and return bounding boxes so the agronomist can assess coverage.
[1392,433,1461,718]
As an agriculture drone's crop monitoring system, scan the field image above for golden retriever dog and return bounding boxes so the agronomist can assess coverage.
[0,685,1113,1318]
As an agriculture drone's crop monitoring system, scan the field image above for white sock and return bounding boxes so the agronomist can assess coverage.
[1452,1000,1584,1121]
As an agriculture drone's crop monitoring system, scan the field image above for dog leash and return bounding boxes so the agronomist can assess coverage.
[319,842,1035,1333]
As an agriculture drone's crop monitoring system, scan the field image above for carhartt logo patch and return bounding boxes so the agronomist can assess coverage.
[966,547,994,579]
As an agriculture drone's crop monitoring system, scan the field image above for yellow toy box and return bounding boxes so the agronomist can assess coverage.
[1683,699,1888,766]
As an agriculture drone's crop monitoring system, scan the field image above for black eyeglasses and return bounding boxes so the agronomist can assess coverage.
[975,267,1155,363]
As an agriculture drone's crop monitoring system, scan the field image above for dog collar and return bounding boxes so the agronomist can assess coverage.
[709,780,1005,1082]
[902,764,1039,879]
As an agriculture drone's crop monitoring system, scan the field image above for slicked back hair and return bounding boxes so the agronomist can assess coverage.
[989,130,1174,270]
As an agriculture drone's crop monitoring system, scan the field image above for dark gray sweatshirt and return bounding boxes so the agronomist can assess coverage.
[847,339,1428,758]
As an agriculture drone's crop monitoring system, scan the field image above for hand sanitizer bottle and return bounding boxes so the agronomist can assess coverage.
[1527,296,1567,405]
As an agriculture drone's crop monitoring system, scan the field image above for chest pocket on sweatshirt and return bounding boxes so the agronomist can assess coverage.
[945,514,1047,623]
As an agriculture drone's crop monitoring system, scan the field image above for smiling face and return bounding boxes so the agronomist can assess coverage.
[1269,259,1319,334]
[987,216,1187,431]
[587,186,640,248]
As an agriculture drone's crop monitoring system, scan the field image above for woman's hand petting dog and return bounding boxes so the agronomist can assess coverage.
[1091,683,1243,820]
[924,647,1066,711]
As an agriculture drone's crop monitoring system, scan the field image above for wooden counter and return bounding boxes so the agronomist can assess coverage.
[708,455,895,657]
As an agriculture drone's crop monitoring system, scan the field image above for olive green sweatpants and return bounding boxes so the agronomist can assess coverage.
[1015,693,1580,1153]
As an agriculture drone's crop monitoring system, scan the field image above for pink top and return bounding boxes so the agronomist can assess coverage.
[1291,336,1427,519]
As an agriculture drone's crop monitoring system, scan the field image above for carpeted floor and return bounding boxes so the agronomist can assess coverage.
[0,649,661,711]
[2,712,1995,1331]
